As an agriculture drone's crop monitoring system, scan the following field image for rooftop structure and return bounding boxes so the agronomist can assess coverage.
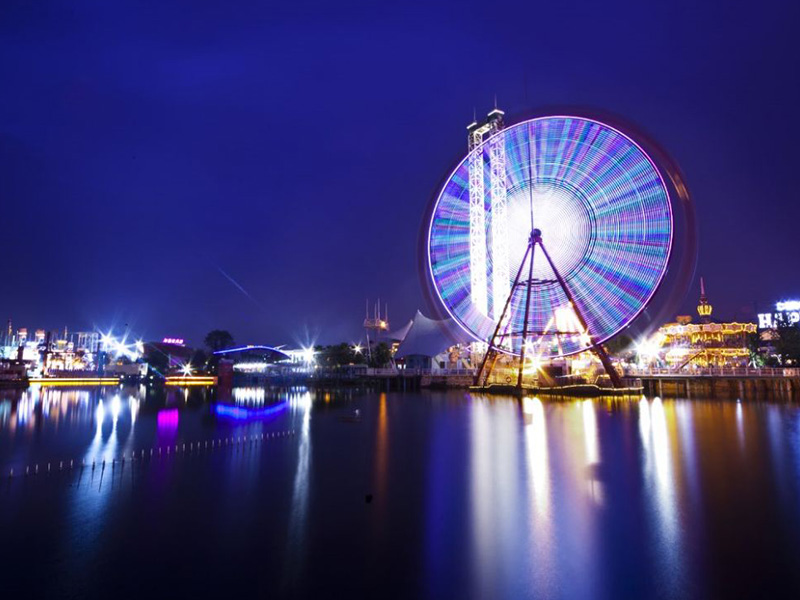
[697,277,713,322]
[213,344,291,366]
[212,344,313,382]
[394,310,471,371]
[363,299,390,362]
[1,324,145,379]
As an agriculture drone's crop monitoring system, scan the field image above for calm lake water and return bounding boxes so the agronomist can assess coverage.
[2,385,800,599]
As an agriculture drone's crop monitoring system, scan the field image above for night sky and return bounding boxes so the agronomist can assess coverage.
[1,0,798,347]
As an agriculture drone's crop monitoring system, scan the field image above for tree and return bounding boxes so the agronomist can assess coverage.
[773,322,800,366]
[604,334,634,358]
[314,343,367,367]
[190,348,209,371]
[317,343,346,367]
[370,342,392,368]
[204,330,234,353]
[142,347,169,377]
[746,332,766,367]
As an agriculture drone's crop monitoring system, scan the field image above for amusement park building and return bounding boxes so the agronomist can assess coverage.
[393,310,472,370]
[656,279,756,368]
[1,323,103,375]
[211,345,314,384]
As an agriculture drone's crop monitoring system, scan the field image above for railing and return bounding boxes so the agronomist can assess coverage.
[329,366,798,379]
[363,368,477,377]
[365,368,399,376]
[417,368,476,376]
[625,367,800,378]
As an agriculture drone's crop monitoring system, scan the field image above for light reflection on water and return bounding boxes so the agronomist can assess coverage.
[284,388,313,589]
[523,397,553,595]
[3,389,800,598]
[233,386,266,404]
[643,397,681,592]
[471,396,529,597]
[0,384,296,472]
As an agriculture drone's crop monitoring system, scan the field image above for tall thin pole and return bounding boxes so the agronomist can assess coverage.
[516,128,537,391]
[365,298,372,363]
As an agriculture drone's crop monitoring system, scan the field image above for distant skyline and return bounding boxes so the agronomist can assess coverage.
[1,0,798,346]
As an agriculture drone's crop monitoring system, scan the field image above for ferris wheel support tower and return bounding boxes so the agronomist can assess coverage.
[467,107,508,319]
[473,228,624,390]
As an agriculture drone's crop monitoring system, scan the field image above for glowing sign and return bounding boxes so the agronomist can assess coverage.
[162,337,185,346]
[776,301,800,311]
[758,300,800,329]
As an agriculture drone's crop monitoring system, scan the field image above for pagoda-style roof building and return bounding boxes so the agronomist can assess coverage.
[656,278,756,368]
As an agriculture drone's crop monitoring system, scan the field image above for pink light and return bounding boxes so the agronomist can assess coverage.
[157,408,179,431]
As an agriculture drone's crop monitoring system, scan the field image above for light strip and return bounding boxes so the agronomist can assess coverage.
[29,377,119,385]
[165,376,217,386]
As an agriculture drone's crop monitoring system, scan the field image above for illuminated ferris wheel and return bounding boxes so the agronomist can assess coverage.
[426,112,674,388]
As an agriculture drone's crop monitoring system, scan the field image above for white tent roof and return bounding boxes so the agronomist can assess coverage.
[386,318,414,343]
[394,310,472,358]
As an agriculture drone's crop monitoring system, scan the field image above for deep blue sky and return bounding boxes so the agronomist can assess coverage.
[1,0,798,346]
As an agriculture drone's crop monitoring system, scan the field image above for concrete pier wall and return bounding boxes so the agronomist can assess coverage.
[641,377,800,401]
[420,374,473,389]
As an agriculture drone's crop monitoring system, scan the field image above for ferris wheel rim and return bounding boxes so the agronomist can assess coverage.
[426,113,674,358]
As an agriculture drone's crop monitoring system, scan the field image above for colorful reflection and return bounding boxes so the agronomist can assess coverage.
[157,408,179,431]
[468,396,524,598]
[639,397,682,591]
[3,391,800,599]
[373,392,389,515]
[284,389,313,587]
[214,400,288,420]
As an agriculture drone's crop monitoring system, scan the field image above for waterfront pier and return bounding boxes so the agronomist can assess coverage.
[628,368,800,400]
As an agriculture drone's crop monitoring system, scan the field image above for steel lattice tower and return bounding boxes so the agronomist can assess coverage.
[487,109,509,322]
[467,107,506,320]
[467,125,488,317]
